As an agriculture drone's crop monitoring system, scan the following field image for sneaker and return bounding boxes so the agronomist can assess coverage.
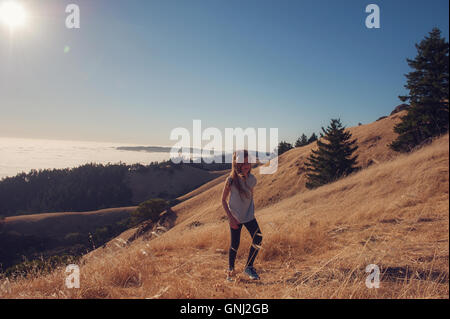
[244,266,260,280]
[226,268,235,282]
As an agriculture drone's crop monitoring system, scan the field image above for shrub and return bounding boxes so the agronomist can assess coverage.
[4,254,80,278]
[129,198,168,227]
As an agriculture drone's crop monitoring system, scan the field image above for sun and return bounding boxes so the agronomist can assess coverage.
[0,1,27,30]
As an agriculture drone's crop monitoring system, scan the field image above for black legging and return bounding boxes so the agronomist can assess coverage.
[229,218,262,269]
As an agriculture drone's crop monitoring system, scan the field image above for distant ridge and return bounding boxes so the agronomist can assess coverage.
[116,146,174,153]
[117,146,273,161]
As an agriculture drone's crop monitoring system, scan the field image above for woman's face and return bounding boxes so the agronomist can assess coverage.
[237,157,251,175]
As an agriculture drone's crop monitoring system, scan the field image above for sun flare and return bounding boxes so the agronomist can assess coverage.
[0,1,27,30]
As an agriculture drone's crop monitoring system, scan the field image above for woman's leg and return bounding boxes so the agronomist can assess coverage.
[229,224,242,270]
[243,219,263,268]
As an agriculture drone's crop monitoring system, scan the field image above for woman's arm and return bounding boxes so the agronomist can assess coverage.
[222,178,240,229]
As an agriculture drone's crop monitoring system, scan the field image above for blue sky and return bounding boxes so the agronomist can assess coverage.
[0,0,448,146]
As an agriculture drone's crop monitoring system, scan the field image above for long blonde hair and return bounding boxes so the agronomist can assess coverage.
[230,150,251,199]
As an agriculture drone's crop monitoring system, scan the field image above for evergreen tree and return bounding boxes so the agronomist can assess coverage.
[308,133,318,144]
[277,141,293,155]
[390,28,449,152]
[305,119,359,189]
[295,134,309,147]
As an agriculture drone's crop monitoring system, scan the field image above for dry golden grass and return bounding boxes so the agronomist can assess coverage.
[1,113,448,299]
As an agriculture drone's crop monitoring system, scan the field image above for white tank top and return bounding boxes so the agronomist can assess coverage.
[227,173,257,224]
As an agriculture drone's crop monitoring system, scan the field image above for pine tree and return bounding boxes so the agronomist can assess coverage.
[295,134,309,147]
[305,119,359,189]
[390,28,449,152]
[308,133,318,144]
[277,141,293,155]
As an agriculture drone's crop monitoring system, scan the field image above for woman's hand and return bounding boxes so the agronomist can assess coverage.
[229,215,240,230]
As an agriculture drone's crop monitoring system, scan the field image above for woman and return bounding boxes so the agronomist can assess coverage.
[221,150,263,281]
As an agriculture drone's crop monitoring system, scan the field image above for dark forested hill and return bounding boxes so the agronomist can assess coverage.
[0,160,230,218]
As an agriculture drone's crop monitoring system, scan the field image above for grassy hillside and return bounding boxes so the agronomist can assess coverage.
[154,111,406,229]
[1,112,448,298]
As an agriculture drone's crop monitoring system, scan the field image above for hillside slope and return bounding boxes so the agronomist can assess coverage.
[1,113,448,299]
[157,111,405,229]
[2,207,135,237]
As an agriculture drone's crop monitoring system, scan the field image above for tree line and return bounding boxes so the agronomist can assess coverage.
[277,133,318,155]
[0,160,230,218]
[0,163,133,217]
